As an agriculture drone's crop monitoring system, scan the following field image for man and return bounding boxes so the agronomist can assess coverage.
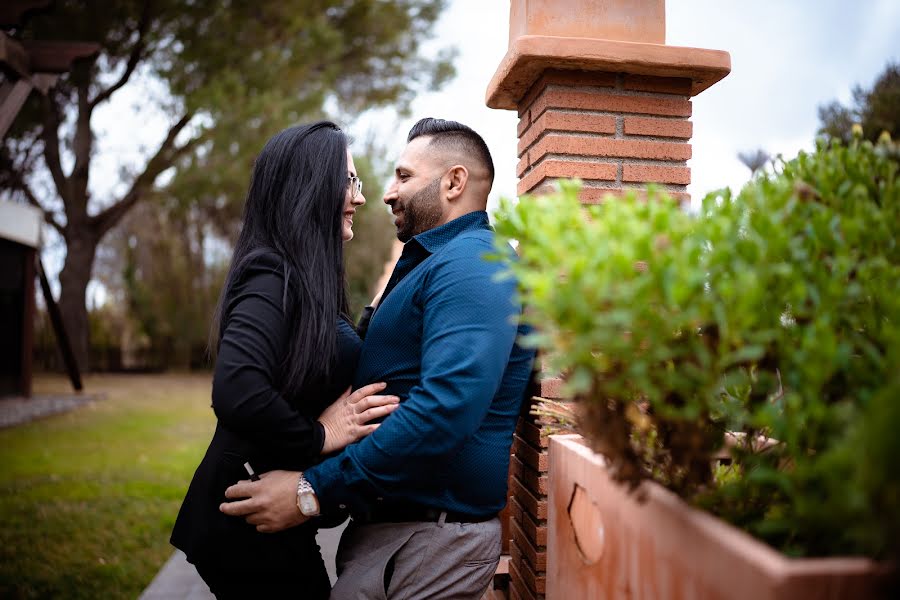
[221,118,535,598]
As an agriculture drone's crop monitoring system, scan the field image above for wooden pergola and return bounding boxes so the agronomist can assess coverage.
[1,0,99,395]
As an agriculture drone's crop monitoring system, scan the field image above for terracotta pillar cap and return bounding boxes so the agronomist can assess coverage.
[486,35,731,110]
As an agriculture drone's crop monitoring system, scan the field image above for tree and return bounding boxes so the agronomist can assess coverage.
[93,197,227,370]
[0,0,453,371]
[96,148,395,370]
[818,61,900,144]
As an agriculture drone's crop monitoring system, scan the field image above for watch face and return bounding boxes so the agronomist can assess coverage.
[299,493,319,516]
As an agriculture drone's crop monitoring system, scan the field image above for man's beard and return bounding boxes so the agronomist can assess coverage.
[396,176,443,242]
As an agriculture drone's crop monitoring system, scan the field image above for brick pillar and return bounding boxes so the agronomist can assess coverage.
[515,70,695,204]
[487,1,730,206]
[486,2,730,598]
[506,377,563,600]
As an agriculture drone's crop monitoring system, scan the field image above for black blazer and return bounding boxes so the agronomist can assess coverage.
[170,252,361,573]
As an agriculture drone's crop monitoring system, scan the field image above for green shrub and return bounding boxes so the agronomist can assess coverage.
[493,133,900,558]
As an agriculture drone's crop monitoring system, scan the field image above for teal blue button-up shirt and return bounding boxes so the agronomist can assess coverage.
[305,211,535,516]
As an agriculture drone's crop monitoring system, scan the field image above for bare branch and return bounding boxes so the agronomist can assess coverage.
[89,0,152,109]
[92,112,197,236]
[24,186,66,235]
[39,92,69,203]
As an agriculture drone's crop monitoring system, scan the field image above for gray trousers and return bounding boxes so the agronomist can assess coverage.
[329,516,501,600]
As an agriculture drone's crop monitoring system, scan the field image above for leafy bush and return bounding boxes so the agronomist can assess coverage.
[493,133,900,558]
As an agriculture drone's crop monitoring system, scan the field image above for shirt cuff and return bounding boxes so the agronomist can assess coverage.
[304,459,340,510]
[304,453,367,514]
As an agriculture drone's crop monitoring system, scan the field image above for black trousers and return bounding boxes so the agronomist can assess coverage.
[193,558,331,600]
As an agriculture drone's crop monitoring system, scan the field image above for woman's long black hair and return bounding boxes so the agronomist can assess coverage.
[212,121,350,397]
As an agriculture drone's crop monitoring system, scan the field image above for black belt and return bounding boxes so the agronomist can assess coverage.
[355,503,496,525]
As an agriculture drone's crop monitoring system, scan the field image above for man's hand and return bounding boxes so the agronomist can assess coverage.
[219,470,309,533]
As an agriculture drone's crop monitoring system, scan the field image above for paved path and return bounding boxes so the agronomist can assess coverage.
[139,522,348,599]
[0,392,102,429]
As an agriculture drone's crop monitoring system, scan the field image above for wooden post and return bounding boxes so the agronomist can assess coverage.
[20,247,35,397]
[37,258,83,392]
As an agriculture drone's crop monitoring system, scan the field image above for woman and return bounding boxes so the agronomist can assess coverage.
[170,122,398,598]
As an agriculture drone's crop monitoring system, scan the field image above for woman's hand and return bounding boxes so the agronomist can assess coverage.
[318,383,399,454]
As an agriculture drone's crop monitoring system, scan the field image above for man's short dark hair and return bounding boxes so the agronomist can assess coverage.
[407,117,495,185]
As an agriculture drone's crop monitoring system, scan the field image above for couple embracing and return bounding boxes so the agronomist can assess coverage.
[171,117,535,599]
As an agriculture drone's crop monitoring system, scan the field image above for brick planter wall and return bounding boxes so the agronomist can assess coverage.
[486,2,730,597]
[506,377,564,600]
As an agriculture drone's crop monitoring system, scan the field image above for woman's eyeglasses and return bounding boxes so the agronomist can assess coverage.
[348,176,362,199]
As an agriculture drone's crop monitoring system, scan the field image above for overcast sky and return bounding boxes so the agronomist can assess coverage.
[91,1,900,209]
[70,1,900,303]
[351,0,900,210]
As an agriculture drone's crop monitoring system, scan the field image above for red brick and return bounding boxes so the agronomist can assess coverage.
[510,454,549,496]
[509,453,525,484]
[508,580,530,600]
[513,434,549,472]
[592,186,691,206]
[518,159,616,195]
[516,154,530,178]
[512,497,548,546]
[508,559,538,600]
[518,78,542,120]
[518,418,550,449]
[623,164,691,185]
[541,69,617,89]
[518,110,616,156]
[511,519,547,571]
[509,575,538,600]
[517,112,531,138]
[525,134,692,164]
[624,116,693,139]
[539,377,565,399]
[510,544,546,594]
[623,74,692,95]
[518,69,617,118]
[530,87,692,120]
[579,187,622,204]
[510,475,548,521]
[508,492,523,524]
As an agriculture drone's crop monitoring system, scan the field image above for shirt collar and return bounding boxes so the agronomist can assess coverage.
[411,211,491,254]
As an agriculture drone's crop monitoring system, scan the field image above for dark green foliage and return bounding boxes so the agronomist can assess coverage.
[494,133,900,558]
[1,0,452,370]
[819,62,900,144]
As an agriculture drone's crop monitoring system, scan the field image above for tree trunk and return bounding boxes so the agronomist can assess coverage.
[57,232,98,373]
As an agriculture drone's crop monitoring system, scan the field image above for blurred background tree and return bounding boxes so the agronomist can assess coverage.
[818,61,899,143]
[1,0,453,372]
[737,148,771,176]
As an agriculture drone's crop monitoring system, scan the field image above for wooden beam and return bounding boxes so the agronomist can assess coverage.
[0,78,33,138]
[21,40,100,73]
[0,0,52,28]
[0,32,30,79]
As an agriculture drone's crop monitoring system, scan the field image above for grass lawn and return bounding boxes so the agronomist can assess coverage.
[0,373,215,599]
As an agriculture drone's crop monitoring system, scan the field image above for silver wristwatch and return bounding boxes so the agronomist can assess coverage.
[296,472,320,517]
